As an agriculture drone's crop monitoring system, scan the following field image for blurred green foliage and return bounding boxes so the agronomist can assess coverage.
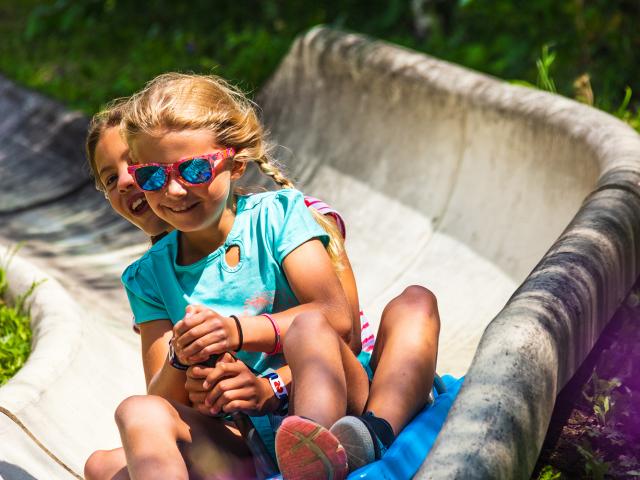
[0,0,638,119]
[0,252,38,386]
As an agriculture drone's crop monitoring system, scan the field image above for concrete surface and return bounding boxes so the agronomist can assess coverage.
[1,26,639,479]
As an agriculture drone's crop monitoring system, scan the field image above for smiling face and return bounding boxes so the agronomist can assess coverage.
[94,126,169,236]
[129,129,244,238]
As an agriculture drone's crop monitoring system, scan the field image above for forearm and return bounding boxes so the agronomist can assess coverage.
[237,299,352,353]
[138,319,190,405]
[147,359,190,404]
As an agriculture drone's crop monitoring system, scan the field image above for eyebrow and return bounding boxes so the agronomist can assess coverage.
[98,166,114,179]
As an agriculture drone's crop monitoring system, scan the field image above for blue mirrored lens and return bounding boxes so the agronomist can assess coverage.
[136,166,166,191]
[179,158,212,184]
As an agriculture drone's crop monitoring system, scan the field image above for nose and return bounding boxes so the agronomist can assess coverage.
[117,164,136,193]
[165,171,187,198]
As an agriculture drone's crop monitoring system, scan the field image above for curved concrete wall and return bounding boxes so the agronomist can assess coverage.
[1,26,639,478]
[257,28,640,478]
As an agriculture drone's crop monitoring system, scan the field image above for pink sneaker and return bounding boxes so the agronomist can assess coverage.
[275,416,348,480]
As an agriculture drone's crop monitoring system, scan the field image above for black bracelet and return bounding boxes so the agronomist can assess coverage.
[168,338,189,370]
[230,315,243,352]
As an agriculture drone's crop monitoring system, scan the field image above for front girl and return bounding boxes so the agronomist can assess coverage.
[118,73,370,479]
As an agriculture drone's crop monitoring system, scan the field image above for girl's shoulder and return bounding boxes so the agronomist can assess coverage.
[121,231,178,284]
[238,188,305,212]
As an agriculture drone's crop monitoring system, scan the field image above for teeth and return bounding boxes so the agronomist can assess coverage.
[171,205,190,212]
[132,198,145,211]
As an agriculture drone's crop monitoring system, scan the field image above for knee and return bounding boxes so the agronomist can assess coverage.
[115,394,174,432]
[84,450,111,480]
[401,285,438,310]
[283,311,333,352]
[384,285,440,331]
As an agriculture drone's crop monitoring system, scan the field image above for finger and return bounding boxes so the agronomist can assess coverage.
[222,400,257,415]
[203,362,240,390]
[186,365,213,379]
[219,352,237,364]
[205,374,247,410]
[176,318,224,350]
[185,375,209,393]
[187,342,230,364]
[207,380,250,413]
[174,309,208,336]
[180,330,224,358]
[193,401,221,417]
[188,391,208,405]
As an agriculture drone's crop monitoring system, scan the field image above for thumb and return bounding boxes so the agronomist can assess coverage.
[219,352,237,364]
[185,304,196,318]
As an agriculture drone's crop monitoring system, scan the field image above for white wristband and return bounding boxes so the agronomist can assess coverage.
[265,372,288,400]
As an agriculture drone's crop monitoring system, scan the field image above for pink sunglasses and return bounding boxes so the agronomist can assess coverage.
[127,148,235,191]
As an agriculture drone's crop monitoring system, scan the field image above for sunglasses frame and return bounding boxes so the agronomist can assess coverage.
[127,148,236,191]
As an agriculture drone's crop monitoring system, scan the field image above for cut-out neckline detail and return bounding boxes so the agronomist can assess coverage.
[225,244,241,267]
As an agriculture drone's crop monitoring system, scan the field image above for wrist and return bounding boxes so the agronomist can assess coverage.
[168,338,189,370]
[259,377,279,413]
[261,313,282,355]
[262,372,288,415]
[229,314,243,352]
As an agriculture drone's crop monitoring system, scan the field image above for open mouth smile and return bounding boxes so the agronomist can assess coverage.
[128,193,150,216]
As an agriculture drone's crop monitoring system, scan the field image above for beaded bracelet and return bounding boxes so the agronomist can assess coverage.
[261,313,282,355]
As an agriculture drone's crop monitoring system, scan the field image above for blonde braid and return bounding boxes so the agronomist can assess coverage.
[253,154,345,271]
[253,155,295,189]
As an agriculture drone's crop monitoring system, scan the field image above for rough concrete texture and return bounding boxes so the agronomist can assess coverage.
[1,26,639,478]
[257,28,640,479]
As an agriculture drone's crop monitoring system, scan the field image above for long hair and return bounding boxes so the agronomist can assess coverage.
[123,73,345,268]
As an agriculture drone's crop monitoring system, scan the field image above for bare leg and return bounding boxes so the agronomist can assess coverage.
[276,311,369,480]
[366,285,440,434]
[109,395,254,480]
[85,448,129,480]
[284,311,370,427]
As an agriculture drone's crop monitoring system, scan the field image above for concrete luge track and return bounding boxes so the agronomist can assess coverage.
[1,27,640,479]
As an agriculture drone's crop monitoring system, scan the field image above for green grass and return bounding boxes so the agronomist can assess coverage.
[1,1,637,120]
[0,254,37,386]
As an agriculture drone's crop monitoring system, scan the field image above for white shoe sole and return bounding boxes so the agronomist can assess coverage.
[329,416,376,471]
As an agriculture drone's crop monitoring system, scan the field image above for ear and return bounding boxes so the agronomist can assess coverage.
[230,159,247,180]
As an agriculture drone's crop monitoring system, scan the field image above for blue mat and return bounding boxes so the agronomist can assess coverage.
[349,375,464,479]
[267,375,463,480]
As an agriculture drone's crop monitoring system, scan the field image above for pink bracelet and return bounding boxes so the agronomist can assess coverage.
[261,313,282,355]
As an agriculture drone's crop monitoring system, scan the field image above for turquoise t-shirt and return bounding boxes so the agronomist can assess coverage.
[121,188,329,374]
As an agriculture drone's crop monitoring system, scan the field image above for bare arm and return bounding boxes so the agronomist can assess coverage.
[138,319,189,404]
[324,214,362,354]
[174,238,353,363]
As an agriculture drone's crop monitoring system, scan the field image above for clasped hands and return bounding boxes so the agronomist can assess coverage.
[172,305,277,416]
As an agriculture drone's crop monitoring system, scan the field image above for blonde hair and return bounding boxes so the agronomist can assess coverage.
[124,73,345,268]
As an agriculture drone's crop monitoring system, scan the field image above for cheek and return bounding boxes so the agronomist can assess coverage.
[206,175,232,203]
[107,191,129,219]
[143,192,166,215]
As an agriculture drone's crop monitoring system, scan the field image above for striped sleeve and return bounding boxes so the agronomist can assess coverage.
[304,195,347,240]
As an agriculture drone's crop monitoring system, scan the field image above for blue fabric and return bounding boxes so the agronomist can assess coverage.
[357,349,374,381]
[121,188,329,376]
[348,375,464,479]
[266,375,464,480]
